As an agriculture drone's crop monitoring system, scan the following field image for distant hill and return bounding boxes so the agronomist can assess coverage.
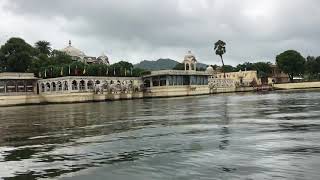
[134,58,208,70]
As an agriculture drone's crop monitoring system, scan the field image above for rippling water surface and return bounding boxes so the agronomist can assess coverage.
[1,90,320,180]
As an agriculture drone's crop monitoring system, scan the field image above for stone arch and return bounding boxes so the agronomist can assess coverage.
[63,81,68,91]
[87,80,94,90]
[52,82,57,91]
[41,83,45,92]
[57,81,62,91]
[46,82,51,91]
[80,80,85,91]
[72,80,78,90]
[186,63,190,70]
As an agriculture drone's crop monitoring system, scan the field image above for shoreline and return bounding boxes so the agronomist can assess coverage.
[1,83,320,107]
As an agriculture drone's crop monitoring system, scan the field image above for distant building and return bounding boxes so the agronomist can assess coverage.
[61,40,110,65]
[183,51,197,71]
[205,64,260,87]
[268,65,290,84]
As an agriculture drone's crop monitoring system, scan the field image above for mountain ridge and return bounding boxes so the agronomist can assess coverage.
[134,58,208,70]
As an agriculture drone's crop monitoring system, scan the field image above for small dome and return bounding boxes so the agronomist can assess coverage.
[184,50,197,62]
[61,40,86,58]
[206,66,214,74]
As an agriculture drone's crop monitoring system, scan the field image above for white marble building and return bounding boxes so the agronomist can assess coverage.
[61,40,110,65]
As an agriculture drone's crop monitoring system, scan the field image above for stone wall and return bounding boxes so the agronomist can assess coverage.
[0,95,40,106]
[273,82,320,90]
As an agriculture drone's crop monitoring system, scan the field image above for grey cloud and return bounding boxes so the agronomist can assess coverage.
[2,0,320,65]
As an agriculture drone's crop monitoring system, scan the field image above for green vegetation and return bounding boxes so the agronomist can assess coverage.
[0,37,147,78]
[1,37,319,82]
[305,56,320,81]
[0,37,36,72]
[276,50,305,82]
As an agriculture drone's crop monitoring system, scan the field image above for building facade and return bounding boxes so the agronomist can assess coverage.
[0,73,38,95]
[61,40,110,65]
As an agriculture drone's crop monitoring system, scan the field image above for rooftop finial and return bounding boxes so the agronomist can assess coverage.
[69,40,71,46]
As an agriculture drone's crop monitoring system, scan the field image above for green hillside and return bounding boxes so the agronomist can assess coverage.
[134,58,208,70]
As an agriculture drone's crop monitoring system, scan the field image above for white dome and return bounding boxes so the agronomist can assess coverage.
[97,53,110,64]
[206,66,214,74]
[61,40,86,58]
[184,50,197,62]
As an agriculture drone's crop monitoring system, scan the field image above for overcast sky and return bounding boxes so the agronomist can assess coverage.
[0,0,320,65]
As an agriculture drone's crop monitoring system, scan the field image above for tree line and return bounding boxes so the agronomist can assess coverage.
[0,37,149,78]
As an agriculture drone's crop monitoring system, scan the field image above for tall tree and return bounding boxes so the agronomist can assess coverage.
[253,62,272,78]
[276,50,305,82]
[35,40,52,55]
[214,40,226,78]
[0,37,35,72]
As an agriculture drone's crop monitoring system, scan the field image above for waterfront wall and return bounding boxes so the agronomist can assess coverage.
[0,95,40,106]
[143,85,210,98]
[0,92,145,106]
[273,82,320,90]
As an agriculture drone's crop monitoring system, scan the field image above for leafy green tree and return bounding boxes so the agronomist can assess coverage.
[305,56,320,80]
[35,40,52,56]
[235,62,255,71]
[50,50,73,65]
[276,50,305,82]
[221,65,235,72]
[0,37,36,72]
[132,68,150,77]
[214,40,226,78]
[253,62,272,78]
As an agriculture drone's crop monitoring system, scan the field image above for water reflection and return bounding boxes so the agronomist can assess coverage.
[0,91,320,179]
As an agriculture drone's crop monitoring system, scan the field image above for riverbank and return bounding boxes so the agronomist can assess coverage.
[273,81,320,90]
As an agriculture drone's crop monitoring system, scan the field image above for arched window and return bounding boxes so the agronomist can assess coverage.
[41,83,45,92]
[80,80,85,91]
[87,80,94,90]
[185,63,190,70]
[63,81,68,91]
[57,81,62,91]
[46,82,51,91]
[72,80,78,90]
[52,82,56,91]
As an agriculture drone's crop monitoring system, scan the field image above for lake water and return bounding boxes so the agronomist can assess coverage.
[1,90,320,180]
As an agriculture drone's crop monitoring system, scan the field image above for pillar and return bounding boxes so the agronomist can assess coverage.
[68,79,72,92]
[77,80,80,91]
[84,80,88,91]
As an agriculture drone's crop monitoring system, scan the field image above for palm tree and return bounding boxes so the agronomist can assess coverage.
[214,40,226,78]
[35,40,52,56]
